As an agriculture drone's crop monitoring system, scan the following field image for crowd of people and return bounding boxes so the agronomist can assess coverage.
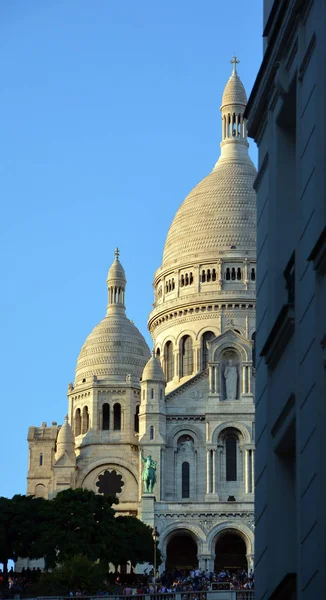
[122,567,254,595]
[0,567,42,599]
[0,565,254,598]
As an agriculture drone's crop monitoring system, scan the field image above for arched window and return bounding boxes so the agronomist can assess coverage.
[151,388,154,400]
[182,462,190,498]
[150,426,154,440]
[34,484,46,498]
[225,268,230,280]
[160,388,163,400]
[252,331,256,369]
[231,267,236,280]
[102,403,110,430]
[181,275,184,287]
[185,273,189,285]
[201,331,215,369]
[207,269,211,282]
[237,267,242,280]
[189,272,193,284]
[134,405,139,433]
[39,453,43,466]
[172,278,175,290]
[225,435,237,481]
[75,408,81,436]
[156,348,160,357]
[165,341,174,382]
[251,268,256,281]
[82,406,89,434]
[202,270,206,282]
[113,403,121,431]
[181,335,193,377]
[212,268,216,281]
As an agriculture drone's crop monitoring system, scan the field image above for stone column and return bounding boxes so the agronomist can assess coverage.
[217,259,223,290]
[160,448,165,500]
[246,554,254,573]
[242,365,247,394]
[251,449,255,492]
[206,450,211,493]
[209,366,214,393]
[212,449,216,494]
[244,449,249,494]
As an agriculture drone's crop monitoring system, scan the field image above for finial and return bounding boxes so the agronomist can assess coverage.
[115,247,120,260]
[230,55,240,74]
[64,415,69,425]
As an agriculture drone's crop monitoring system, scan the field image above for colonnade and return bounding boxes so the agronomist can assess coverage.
[205,445,255,495]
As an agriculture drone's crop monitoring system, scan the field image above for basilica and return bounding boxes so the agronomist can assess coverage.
[26,61,256,574]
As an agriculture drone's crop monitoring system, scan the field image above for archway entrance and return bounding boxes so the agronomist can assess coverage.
[214,531,247,572]
[166,533,198,570]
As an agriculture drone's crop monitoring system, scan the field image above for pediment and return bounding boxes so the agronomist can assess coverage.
[166,369,209,402]
[208,329,253,363]
[54,451,76,468]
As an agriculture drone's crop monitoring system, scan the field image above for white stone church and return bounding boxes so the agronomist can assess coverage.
[26,61,256,574]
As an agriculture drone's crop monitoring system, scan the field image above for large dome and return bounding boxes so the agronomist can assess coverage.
[75,314,150,385]
[162,157,256,266]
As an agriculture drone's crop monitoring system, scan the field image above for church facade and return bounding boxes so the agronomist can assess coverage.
[26,62,256,573]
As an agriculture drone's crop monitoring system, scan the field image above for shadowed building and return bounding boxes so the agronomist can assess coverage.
[245,1,326,598]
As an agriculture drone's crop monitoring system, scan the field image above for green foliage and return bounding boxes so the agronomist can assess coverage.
[0,488,157,580]
[115,516,161,567]
[45,488,117,567]
[36,556,107,595]
[0,495,48,583]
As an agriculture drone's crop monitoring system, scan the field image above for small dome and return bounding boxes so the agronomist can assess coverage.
[57,416,74,447]
[142,353,165,383]
[107,247,126,284]
[75,250,151,386]
[221,71,247,107]
[55,416,75,461]
[75,314,150,385]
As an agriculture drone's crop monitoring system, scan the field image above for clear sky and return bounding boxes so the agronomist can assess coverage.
[0,0,262,498]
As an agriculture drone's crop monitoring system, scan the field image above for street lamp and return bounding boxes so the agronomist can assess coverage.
[153,527,158,590]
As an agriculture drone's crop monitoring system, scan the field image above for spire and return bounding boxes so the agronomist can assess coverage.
[106,248,127,314]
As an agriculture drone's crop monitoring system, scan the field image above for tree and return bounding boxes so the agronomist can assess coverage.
[36,555,107,595]
[115,516,160,568]
[0,495,47,585]
[46,488,118,567]
[0,488,159,581]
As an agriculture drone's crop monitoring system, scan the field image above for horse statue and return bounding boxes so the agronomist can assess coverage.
[140,449,157,493]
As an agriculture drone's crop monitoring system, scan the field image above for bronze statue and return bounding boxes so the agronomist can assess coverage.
[140,449,157,493]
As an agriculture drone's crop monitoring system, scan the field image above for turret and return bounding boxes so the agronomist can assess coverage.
[218,56,250,164]
[106,247,127,314]
[139,352,166,443]
[55,416,76,462]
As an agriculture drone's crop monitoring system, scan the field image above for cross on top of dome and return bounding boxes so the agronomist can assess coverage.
[115,247,120,259]
[230,55,240,74]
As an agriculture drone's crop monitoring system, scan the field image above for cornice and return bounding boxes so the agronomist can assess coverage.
[149,300,256,334]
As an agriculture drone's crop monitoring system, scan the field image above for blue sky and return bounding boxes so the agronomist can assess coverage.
[0,0,262,498]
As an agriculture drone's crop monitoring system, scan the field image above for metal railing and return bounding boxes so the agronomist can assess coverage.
[35,591,254,600]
